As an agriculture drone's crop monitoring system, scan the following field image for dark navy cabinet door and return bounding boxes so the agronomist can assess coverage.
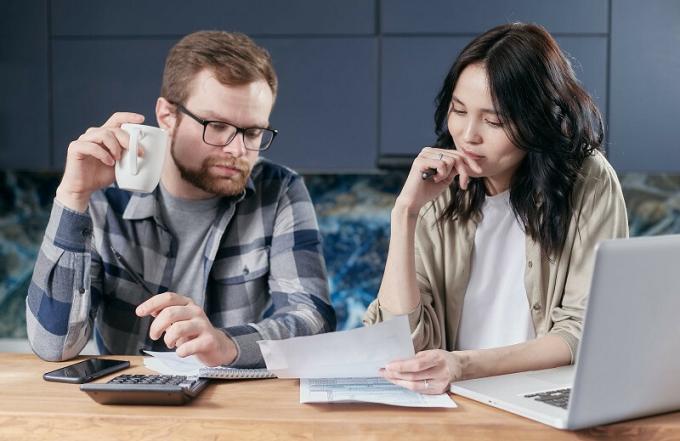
[0,1,50,170]
[609,0,680,171]
[262,38,378,172]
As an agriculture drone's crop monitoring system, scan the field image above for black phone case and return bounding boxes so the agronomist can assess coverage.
[43,359,131,384]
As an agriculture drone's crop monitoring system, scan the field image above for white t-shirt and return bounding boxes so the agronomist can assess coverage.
[456,190,536,351]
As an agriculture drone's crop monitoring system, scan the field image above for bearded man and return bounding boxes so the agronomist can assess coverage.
[27,31,335,368]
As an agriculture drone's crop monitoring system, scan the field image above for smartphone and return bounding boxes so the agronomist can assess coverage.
[43,358,130,384]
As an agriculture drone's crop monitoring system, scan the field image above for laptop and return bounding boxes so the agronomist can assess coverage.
[451,234,680,430]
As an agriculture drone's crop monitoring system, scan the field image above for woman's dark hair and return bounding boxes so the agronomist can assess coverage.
[434,22,603,258]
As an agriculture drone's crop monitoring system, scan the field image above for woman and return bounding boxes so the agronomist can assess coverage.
[364,23,628,394]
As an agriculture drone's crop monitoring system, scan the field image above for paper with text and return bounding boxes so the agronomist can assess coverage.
[300,377,456,408]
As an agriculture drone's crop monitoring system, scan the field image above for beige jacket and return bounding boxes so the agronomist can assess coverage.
[364,151,629,362]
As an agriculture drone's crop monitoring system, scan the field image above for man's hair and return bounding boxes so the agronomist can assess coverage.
[161,30,278,105]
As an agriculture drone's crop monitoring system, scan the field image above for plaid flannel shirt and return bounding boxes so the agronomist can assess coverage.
[27,158,336,367]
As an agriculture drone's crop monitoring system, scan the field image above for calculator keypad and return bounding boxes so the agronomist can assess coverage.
[108,374,189,386]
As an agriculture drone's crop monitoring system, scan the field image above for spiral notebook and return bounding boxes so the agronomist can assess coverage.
[199,366,276,379]
[143,350,276,379]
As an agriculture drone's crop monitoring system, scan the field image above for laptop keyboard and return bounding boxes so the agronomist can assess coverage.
[524,388,571,409]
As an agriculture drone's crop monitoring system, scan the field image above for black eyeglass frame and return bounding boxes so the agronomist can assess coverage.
[168,101,278,151]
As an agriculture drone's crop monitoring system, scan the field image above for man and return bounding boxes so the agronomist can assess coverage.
[27,31,335,368]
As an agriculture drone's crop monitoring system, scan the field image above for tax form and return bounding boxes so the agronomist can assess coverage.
[257,315,456,408]
[300,377,456,408]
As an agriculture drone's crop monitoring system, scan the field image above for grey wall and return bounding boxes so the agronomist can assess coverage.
[2,0,679,172]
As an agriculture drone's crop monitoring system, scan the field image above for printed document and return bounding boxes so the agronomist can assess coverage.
[300,377,457,408]
[258,315,456,408]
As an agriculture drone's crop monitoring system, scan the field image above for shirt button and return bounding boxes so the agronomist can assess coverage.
[532,303,541,311]
[243,267,250,276]
[527,260,533,269]
[79,287,86,294]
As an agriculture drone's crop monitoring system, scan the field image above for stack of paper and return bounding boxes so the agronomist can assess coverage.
[144,351,203,376]
[143,351,275,379]
[257,315,456,408]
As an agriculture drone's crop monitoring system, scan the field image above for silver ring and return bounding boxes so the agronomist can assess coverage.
[423,379,430,388]
[438,153,443,161]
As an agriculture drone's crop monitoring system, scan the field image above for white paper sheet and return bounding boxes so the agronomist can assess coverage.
[257,315,416,378]
[300,377,457,408]
[143,351,203,376]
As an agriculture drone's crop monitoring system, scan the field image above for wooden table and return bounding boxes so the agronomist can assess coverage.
[0,353,678,440]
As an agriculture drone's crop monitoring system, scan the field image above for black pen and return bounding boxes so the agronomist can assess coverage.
[109,245,155,295]
[421,168,437,180]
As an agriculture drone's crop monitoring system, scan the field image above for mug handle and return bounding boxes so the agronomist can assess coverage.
[128,129,139,175]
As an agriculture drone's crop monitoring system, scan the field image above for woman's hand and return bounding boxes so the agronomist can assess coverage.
[379,349,466,395]
[396,147,481,216]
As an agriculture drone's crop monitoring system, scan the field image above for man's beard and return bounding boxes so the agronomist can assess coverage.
[171,140,252,196]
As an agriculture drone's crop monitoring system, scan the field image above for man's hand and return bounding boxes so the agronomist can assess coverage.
[56,112,145,212]
[136,292,238,367]
[379,350,465,394]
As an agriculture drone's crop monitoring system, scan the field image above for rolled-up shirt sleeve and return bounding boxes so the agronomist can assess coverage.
[26,199,99,361]
[548,157,629,361]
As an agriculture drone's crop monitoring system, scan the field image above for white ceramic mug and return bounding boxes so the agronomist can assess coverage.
[115,124,168,193]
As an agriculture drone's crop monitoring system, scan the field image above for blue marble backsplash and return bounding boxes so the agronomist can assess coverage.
[1,171,680,337]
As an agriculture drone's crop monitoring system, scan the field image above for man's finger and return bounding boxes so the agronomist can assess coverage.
[136,292,190,317]
[102,112,145,128]
[163,320,200,348]
[176,334,211,358]
[148,305,195,340]
[68,140,115,166]
[78,129,125,161]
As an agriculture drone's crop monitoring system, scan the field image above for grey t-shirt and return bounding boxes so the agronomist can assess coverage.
[158,184,220,305]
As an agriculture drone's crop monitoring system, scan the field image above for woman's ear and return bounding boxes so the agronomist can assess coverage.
[156,97,177,134]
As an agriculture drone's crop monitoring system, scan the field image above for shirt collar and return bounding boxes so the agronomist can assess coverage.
[122,174,256,221]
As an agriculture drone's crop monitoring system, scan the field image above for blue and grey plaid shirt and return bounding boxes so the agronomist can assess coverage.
[27,158,336,367]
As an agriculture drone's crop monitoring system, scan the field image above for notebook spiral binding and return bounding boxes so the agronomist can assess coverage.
[198,367,277,379]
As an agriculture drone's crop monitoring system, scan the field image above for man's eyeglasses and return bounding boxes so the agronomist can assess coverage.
[170,101,277,151]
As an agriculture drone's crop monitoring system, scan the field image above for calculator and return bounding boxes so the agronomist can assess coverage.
[80,374,210,405]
